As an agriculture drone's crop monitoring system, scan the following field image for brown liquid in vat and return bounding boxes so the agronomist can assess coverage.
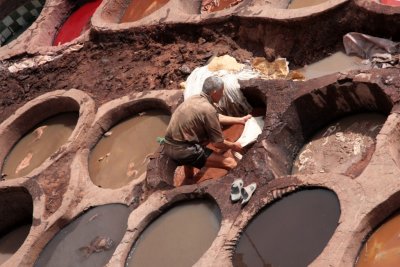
[292,113,385,176]
[89,110,170,189]
[126,200,221,267]
[298,52,369,80]
[287,0,329,9]
[233,189,340,267]
[120,0,169,23]
[0,224,31,265]
[2,113,78,179]
[356,213,400,267]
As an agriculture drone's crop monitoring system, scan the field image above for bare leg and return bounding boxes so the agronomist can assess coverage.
[205,152,237,170]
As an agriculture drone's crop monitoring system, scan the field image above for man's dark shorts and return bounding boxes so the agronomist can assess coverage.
[164,143,213,169]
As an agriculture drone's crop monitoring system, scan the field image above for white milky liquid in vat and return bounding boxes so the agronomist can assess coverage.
[2,113,78,179]
[287,0,329,9]
[126,201,221,267]
[292,113,386,176]
[298,52,370,80]
[0,224,31,265]
[89,110,170,189]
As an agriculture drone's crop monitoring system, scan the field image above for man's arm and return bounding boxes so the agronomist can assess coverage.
[212,139,242,153]
[218,114,252,126]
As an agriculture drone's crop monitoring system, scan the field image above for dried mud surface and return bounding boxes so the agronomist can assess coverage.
[2,0,400,124]
[0,25,253,123]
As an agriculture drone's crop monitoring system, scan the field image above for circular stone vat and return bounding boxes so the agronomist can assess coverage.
[233,189,340,267]
[0,0,45,46]
[356,212,400,267]
[53,0,102,46]
[89,109,170,189]
[297,52,369,80]
[34,204,130,267]
[126,200,221,267]
[0,188,33,265]
[292,113,385,176]
[2,112,78,179]
[120,0,170,23]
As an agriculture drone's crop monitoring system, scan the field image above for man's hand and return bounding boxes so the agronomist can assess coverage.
[231,142,242,153]
[238,114,252,124]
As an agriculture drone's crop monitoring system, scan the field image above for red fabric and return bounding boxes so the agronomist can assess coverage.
[380,0,400,6]
[53,0,102,46]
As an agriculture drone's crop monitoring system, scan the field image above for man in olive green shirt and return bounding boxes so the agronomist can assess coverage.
[164,76,251,177]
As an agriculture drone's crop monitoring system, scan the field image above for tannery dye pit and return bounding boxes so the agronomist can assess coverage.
[0,224,30,265]
[2,112,78,179]
[356,212,400,267]
[233,189,340,267]
[298,52,369,80]
[53,0,102,45]
[120,0,170,23]
[89,110,170,189]
[0,0,399,266]
[292,113,386,176]
[126,200,221,267]
[34,204,130,267]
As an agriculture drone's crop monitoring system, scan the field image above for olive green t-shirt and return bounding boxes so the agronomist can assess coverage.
[165,93,224,144]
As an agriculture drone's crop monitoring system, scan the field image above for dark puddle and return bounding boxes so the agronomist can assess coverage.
[2,112,78,179]
[0,0,45,46]
[233,189,340,267]
[126,200,221,267]
[356,212,400,267]
[120,0,169,23]
[292,113,386,177]
[34,204,130,267]
[0,189,33,264]
[89,110,170,189]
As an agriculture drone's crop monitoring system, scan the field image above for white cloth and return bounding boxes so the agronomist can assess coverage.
[236,116,264,147]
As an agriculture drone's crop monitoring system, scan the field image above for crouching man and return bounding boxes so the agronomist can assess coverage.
[163,76,251,178]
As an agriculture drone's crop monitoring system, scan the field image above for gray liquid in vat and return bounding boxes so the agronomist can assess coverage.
[126,200,221,267]
[2,112,78,179]
[34,204,130,267]
[233,189,340,267]
[89,110,170,189]
[0,224,31,265]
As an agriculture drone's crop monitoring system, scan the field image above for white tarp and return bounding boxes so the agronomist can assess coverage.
[183,56,258,117]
